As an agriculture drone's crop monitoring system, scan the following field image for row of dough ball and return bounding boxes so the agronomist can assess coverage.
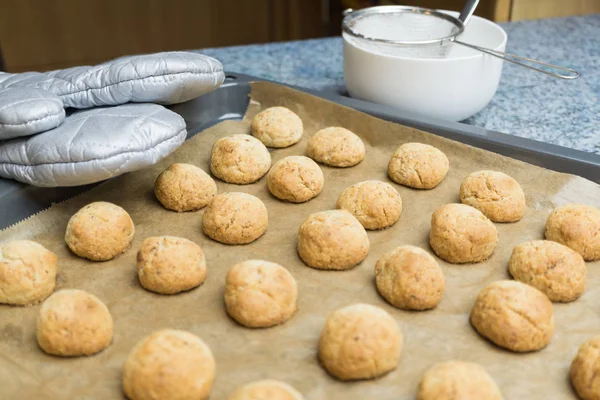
[209,126,364,187]
[14,266,596,399]
[1,198,598,307]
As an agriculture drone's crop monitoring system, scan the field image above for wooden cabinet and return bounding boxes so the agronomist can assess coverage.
[509,0,600,21]
[0,0,323,72]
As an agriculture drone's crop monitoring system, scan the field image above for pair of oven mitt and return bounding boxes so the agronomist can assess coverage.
[0,52,225,187]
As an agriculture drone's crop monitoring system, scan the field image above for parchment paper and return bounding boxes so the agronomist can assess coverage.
[1,82,599,400]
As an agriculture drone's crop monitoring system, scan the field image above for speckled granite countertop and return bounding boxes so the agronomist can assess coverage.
[200,14,599,155]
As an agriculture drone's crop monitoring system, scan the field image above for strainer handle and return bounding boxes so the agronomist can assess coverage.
[453,40,579,80]
[459,0,480,25]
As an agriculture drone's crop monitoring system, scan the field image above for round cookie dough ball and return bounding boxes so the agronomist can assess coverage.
[65,201,135,261]
[210,134,271,184]
[137,236,207,295]
[154,163,217,212]
[228,380,303,400]
[417,361,503,400]
[375,245,444,311]
[202,192,268,245]
[545,203,600,261]
[251,107,303,148]
[267,156,324,203]
[430,203,498,264]
[318,303,402,380]
[336,180,403,230]
[123,329,215,400]
[508,240,586,302]
[224,260,297,328]
[470,280,554,352]
[297,210,369,270]
[460,170,526,223]
[0,240,57,306]
[388,142,449,189]
[307,127,365,167]
[570,335,600,400]
[36,289,113,356]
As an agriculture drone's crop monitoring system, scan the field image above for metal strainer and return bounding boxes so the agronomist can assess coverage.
[342,2,579,80]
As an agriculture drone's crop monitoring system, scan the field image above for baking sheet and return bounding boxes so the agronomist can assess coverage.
[1,81,599,399]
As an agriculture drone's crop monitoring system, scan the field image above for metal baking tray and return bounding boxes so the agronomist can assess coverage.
[2,72,599,230]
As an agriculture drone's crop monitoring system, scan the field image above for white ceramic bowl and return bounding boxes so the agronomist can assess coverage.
[343,10,507,121]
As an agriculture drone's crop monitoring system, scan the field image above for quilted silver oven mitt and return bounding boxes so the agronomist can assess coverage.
[0,51,224,187]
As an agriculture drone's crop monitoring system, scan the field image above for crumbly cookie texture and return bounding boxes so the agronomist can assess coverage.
[508,240,585,302]
[123,329,215,400]
[470,280,554,352]
[297,210,369,270]
[318,303,402,380]
[36,289,113,356]
[267,156,324,203]
[210,134,271,184]
[429,203,498,264]
[336,180,402,230]
[154,163,217,212]
[251,106,303,148]
[137,236,207,295]
[228,380,304,400]
[307,127,365,167]
[375,245,445,310]
[224,260,297,328]
[570,335,600,400]
[202,192,268,245]
[545,203,600,261]
[65,201,135,261]
[417,361,503,400]
[460,170,526,223]
[388,142,449,189]
[0,240,57,306]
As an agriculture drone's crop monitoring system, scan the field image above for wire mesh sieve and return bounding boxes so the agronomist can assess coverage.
[342,6,579,79]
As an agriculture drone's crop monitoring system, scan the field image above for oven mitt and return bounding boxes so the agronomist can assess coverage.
[0,51,224,110]
[0,103,186,187]
[0,51,224,187]
[0,88,65,140]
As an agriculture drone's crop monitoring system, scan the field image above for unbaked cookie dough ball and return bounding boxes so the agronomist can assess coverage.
[470,280,554,352]
[137,236,207,295]
[545,203,600,261]
[36,289,113,356]
[123,329,215,400]
[229,380,303,400]
[417,361,503,400]
[570,335,600,400]
[430,203,498,264]
[202,192,268,245]
[0,240,57,306]
[297,210,369,270]
[154,163,217,212]
[508,240,585,302]
[267,156,324,203]
[318,303,402,380]
[65,201,135,261]
[307,127,365,167]
[210,134,271,184]
[251,107,303,148]
[336,180,402,230]
[375,245,444,311]
[388,142,449,189]
[224,260,297,328]
[460,170,526,223]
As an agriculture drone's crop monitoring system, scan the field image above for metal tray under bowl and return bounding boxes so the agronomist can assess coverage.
[1,72,599,230]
